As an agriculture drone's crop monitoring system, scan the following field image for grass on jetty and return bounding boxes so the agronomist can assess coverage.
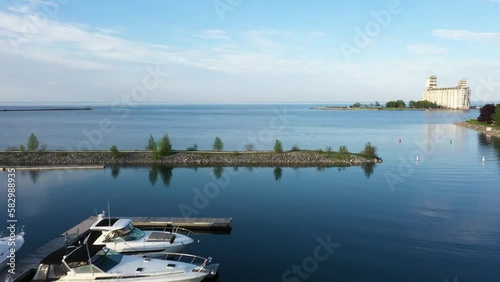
[465,119,500,130]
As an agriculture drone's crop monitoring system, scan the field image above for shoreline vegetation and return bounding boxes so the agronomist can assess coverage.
[310,106,469,111]
[310,100,469,111]
[0,106,93,112]
[454,103,500,138]
[0,150,383,167]
[455,120,500,139]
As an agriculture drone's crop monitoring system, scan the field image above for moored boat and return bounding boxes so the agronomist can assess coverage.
[31,244,217,282]
[89,213,194,254]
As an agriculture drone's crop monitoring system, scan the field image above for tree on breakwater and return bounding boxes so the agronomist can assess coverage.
[362,142,377,158]
[274,140,283,153]
[213,137,224,151]
[158,134,173,156]
[6,133,47,152]
[146,133,172,159]
[110,145,120,160]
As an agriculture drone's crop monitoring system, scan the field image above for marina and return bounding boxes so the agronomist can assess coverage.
[5,216,231,281]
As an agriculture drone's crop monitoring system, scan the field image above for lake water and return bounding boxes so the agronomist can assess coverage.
[1,105,500,282]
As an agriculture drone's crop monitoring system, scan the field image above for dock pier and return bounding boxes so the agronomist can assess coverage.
[5,216,232,281]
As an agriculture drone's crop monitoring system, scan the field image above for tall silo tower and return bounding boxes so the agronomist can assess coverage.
[426,75,437,89]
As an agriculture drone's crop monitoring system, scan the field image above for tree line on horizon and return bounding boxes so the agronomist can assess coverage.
[351,100,440,109]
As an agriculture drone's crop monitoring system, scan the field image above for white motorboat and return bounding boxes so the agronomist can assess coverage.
[32,244,217,282]
[0,226,25,267]
[89,214,194,254]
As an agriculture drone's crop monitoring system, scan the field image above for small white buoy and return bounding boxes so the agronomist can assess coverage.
[482,156,486,164]
[416,156,419,161]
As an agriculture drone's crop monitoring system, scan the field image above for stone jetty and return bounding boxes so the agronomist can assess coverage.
[454,121,500,138]
[0,151,382,167]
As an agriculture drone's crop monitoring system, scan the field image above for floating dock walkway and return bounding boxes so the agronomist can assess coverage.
[7,216,232,282]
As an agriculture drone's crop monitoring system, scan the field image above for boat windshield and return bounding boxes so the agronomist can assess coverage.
[105,223,145,242]
[121,227,145,241]
[32,264,66,281]
[92,248,123,272]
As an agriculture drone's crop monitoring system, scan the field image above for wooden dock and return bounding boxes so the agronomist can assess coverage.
[131,217,233,230]
[6,216,232,282]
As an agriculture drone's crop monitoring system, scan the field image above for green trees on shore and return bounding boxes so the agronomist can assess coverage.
[493,104,500,124]
[478,104,496,123]
[409,100,440,109]
[385,100,406,108]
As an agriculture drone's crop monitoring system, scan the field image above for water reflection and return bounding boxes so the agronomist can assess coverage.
[20,170,41,183]
[478,134,500,166]
[361,163,376,178]
[105,164,378,185]
[213,167,224,180]
[110,165,120,179]
[273,167,282,181]
[148,166,173,187]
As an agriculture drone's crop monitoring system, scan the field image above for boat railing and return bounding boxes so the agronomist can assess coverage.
[143,252,212,269]
[142,226,194,237]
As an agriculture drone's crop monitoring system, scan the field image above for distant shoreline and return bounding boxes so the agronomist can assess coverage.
[310,106,470,111]
[0,107,93,112]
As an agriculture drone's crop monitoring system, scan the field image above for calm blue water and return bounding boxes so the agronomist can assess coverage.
[1,105,500,282]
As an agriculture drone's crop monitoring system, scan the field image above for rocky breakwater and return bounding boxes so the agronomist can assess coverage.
[454,121,500,138]
[0,151,382,167]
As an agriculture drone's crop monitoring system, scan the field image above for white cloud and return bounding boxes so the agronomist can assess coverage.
[310,31,326,38]
[7,4,30,13]
[432,29,500,42]
[407,44,448,55]
[196,29,229,40]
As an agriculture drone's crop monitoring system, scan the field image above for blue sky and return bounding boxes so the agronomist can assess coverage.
[0,0,499,103]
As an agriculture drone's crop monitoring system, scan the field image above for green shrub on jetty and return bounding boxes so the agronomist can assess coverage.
[110,145,120,160]
[273,140,283,153]
[158,134,173,156]
[244,143,255,151]
[362,142,377,158]
[146,133,172,159]
[186,143,198,151]
[338,145,349,154]
[146,134,157,151]
[27,133,39,151]
[213,137,224,151]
